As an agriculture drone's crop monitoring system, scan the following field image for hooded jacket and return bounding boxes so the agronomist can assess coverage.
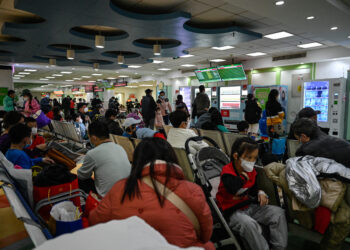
[89,160,214,250]
[244,99,262,124]
[141,95,157,120]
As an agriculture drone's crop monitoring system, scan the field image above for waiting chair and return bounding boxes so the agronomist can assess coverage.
[287,140,300,158]
[133,138,142,148]
[112,135,135,162]
[222,133,247,155]
[173,147,194,182]
[199,129,227,154]
[163,125,172,136]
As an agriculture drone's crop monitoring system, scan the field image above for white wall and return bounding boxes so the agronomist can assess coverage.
[0,68,14,109]
[251,72,276,86]
[315,59,350,79]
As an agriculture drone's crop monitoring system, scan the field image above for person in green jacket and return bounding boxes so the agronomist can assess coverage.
[3,90,15,112]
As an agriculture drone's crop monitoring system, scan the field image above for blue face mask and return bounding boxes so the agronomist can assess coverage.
[24,138,32,149]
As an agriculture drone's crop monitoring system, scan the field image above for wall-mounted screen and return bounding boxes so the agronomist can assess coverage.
[217,64,247,81]
[195,67,221,83]
[220,86,241,109]
[303,81,329,122]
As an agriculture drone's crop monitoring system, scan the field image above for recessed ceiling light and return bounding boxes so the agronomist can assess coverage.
[13,77,21,80]
[135,72,139,74]
[152,60,164,64]
[181,64,195,67]
[306,16,315,20]
[128,65,142,68]
[246,52,267,57]
[126,86,138,88]
[92,73,102,76]
[73,78,82,80]
[61,71,72,74]
[330,26,338,31]
[81,76,91,78]
[52,74,63,76]
[65,85,72,87]
[297,42,323,48]
[39,78,48,80]
[211,46,234,50]
[140,84,154,87]
[107,77,116,80]
[24,69,37,72]
[264,31,294,40]
[14,75,24,77]
[118,75,128,78]
[65,80,74,82]
[46,76,55,79]
[275,1,285,6]
[348,35,350,39]
[158,68,171,71]
[180,54,194,58]
[19,72,30,75]
[88,80,96,83]
[209,59,226,62]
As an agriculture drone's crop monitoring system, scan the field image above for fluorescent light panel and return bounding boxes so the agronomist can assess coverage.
[52,74,63,76]
[128,65,142,68]
[24,69,37,72]
[65,80,74,82]
[307,16,315,20]
[211,46,234,50]
[247,52,267,57]
[118,75,128,78]
[264,31,294,40]
[158,68,171,71]
[61,71,72,74]
[152,60,164,64]
[92,73,102,76]
[81,76,91,78]
[181,64,195,67]
[209,59,225,62]
[297,42,323,48]
[19,72,30,75]
[275,1,285,5]
[180,54,194,58]
[46,76,55,79]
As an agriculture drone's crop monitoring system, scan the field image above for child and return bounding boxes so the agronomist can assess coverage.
[216,137,287,250]
[72,113,88,140]
[155,107,164,129]
[24,117,46,158]
[237,120,249,135]
[6,123,54,169]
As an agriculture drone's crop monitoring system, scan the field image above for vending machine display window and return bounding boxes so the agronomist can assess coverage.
[220,86,241,109]
[179,87,192,113]
[303,81,329,122]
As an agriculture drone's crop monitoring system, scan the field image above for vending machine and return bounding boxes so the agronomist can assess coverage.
[302,78,347,138]
[179,86,192,113]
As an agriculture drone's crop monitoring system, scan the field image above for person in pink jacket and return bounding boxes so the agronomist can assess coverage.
[22,89,40,117]
[157,91,172,125]
[89,138,214,250]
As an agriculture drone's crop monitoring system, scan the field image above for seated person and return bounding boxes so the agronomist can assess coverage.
[104,109,123,136]
[237,120,249,134]
[216,137,287,250]
[24,117,46,157]
[0,111,24,155]
[167,110,207,153]
[122,118,165,140]
[78,121,131,197]
[288,107,328,140]
[89,138,214,250]
[126,109,145,128]
[72,113,88,140]
[199,108,229,132]
[6,124,53,169]
[77,103,91,124]
[294,118,350,167]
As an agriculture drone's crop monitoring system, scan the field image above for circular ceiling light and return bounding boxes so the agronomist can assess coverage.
[275,1,285,5]
[330,26,338,30]
[95,35,105,49]
[306,16,315,20]
[118,55,124,65]
[153,44,161,56]
[93,62,99,71]
[66,49,75,60]
[49,58,56,67]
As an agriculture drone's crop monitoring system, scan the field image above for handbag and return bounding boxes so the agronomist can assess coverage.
[46,148,76,170]
[142,176,201,238]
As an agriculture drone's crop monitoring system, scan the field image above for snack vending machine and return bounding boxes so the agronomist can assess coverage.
[179,86,192,114]
[302,78,347,138]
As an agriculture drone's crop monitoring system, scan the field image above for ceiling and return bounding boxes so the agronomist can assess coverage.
[0,0,349,88]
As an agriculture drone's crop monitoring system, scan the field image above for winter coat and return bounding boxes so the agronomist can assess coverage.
[3,95,14,112]
[89,160,214,250]
[265,100,284,126]
[141,95,157,120]
[244,99,262,124]
[158,98,172,116]
[296,131,350,168]
[194,93,210,114]
[195,112,211,129]
[155,110,164,128]
[24,98,40,117]
[40,97,51,114]
[104,119,123,136]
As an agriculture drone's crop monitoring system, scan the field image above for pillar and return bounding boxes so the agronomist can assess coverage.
[0,65,14,110]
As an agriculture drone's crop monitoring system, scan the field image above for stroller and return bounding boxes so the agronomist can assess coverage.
[185,136,242,250]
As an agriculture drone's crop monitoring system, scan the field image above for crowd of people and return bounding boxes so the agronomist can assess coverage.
[1,85,350,249]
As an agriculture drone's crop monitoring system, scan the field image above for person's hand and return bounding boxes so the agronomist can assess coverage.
[42,157,54,164]
[36,143,47,151]
[258,191,269,206]
[241,172,249,180]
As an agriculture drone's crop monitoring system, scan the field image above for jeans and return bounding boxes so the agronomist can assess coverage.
[163,115,169,125]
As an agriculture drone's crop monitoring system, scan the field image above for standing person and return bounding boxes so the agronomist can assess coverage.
[265,89,285,137]
[22,89,40,117]
[40,95,51,114]
[141,89,157,129]
[157,91,172,125]
[91,95,102,109]
[70,98,75,116]
[176,95,189,115]
[244,94,262,135]
[216,137,288,250]
[108,97,117,110]
[89,138,214,250]
[134,98,140,109]
[194,85,210,118]
[62,95,71,119]
[3,90,16,112]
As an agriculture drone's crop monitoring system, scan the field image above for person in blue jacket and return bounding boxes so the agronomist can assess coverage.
[6,123,54,169]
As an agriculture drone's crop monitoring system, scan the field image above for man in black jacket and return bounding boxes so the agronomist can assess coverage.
[141,89,157,129]
[104,109,123,136]
[294,118,350,167]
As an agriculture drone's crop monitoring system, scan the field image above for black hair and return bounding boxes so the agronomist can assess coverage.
[88,121,109,139]
[121,138,179,206]
[156,99,162,104]
[177,94,183,101]
[209,107,224,126]
[8,90,15,96]
[159,91,165,95]
[247,93,254,100]
[169,110,188,128]
[230,137,259,163]
[266,89,279,111]
[71,113,81,121]
[237,120,249,132]
[293,118,319,139]
[24,117,37,125]
[77,103,87,110]
[105,109,118,119]
[9,123,31,144]
[3,111,23,129]
[199,85,205,92]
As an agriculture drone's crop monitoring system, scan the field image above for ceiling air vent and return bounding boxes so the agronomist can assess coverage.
[272,52,307,61]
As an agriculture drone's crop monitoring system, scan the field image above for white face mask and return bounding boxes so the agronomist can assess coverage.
[24,97,28,101]
[31,127,38,135]
[240,158,255,172]
[84,107,89,113]
[78,118,83,123]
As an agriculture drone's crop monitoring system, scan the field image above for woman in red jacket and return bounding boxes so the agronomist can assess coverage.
[89,138,214,249]
[216,137,287,250]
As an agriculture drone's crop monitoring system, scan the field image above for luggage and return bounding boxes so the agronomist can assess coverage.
[46,149,76,170]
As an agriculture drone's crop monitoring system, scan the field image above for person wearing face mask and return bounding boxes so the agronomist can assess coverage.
[6,123,54,169]
[77,103,91,124]
[157,91,172,125]
[24,117,46,154]
[122,118,165,140]
[22,89,40,117]
[216,137,287,250]
[72,113,88,140]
